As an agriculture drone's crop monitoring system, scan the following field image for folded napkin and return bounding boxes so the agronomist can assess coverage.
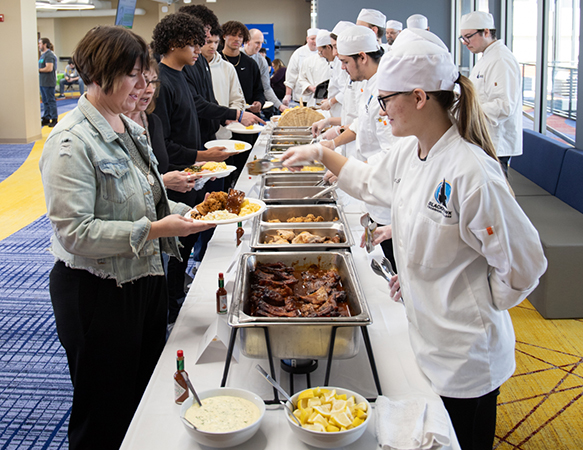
[375,395,451,450]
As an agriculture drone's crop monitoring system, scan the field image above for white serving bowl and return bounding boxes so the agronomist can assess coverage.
[180,387,265,448]
[285,386,371,449]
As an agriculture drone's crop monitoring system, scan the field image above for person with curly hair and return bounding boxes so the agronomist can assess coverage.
[151,12,228,323]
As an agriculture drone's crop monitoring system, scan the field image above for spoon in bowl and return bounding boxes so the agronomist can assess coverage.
[182,372,202,407]
[255,365,303,427]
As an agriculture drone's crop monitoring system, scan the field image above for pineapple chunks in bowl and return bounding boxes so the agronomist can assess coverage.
[285,386,371,448]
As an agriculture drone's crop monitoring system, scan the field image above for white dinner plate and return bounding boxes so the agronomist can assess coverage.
[185,165,237,179]
[204,140,252,153]
[225,122,265,134]
[185,198,266,225]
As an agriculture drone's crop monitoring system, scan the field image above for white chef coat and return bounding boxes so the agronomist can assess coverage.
[284,44,318,102]
[469,40,522,158]
[349,72,396,225]
[296,53,330,107]
[337,125,547,398]
[208,52,245,139]
[328,57,349,118]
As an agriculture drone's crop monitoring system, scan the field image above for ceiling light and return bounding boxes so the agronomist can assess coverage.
[36,0,95,10]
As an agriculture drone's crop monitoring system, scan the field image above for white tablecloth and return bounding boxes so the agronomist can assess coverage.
[121,128,460,450]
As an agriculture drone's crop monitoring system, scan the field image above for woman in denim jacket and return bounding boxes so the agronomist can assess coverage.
[39,26,213,450]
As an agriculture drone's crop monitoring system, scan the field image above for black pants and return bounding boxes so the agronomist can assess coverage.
[441,387,500,450]
[499,156,511,178]
[49,261,167,450]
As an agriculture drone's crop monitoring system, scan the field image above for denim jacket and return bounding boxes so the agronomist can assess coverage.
[39,95,190,286]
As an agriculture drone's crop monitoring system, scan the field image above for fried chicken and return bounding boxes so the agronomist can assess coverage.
[195,191,227,216]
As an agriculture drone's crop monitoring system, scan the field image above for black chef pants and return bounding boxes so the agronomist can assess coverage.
[441,387,500,450]
[49,261,167,450]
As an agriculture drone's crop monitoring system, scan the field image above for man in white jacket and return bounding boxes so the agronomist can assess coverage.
[461,11,522,175]
[283,28,318,105]
[201,28,245,139]
[296,29,332,107]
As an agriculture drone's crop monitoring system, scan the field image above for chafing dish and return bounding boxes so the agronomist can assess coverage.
[228,251,371,359]
[260,185,336,203]
[261,173,324,187]
[251,222,353,251]
[272,127,312,136]
[258,204,345,223]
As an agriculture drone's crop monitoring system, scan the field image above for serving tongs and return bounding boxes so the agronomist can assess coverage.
[370,258,404,303]
[360,213,377,253]
[246,158,316,176]
[303,182,337,199]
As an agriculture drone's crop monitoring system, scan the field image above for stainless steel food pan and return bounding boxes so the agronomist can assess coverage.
[272,126,312,136]
[258,204,346,224]
[250,222,353,251]
[261,173,324,187]
[270,136,313,145]
[260,186,336,203]
[228,251,371,359]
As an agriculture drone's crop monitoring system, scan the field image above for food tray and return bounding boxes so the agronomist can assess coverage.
[258,204,347,224]
[272,127,312,136]
[228,251,371,359]
[261,173,324,187]
[250,222,353,251]
[260,185,337,203]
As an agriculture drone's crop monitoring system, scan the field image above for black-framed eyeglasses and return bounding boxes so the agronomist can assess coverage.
[145,79,161,88]
[458,30,482,44]
[377,92,408,111]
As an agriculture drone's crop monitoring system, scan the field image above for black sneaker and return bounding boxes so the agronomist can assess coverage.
[41,118,50,126]
[48,119,58,128]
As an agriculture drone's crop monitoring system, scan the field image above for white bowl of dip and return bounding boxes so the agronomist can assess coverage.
[285,386,371,449]
[180,387,265,448]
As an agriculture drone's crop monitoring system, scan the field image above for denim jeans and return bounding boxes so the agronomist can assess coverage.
[59,78,85,95]
[40,86,58,120]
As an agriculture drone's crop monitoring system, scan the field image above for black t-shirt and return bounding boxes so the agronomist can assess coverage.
[153,63,200,168]
[183,59,237,144]
[221,51,265,106]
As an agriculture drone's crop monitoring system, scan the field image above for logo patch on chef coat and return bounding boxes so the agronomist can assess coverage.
[427,178,452,218]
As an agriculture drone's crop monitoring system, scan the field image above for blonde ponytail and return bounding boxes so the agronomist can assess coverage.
[452,75,498,162]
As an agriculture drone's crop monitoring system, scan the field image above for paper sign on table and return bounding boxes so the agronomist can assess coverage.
[194,315,239,364]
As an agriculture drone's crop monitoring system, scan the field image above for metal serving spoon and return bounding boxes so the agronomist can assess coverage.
[255,365,303,427]
[304,183,337,199]
[182,372,202,407]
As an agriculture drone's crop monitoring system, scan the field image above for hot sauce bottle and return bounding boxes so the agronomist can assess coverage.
[236,222,244,247]
[216,273,228,314]
[174,350,189,404]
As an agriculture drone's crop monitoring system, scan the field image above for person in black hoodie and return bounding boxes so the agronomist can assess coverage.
[152,12,230,324]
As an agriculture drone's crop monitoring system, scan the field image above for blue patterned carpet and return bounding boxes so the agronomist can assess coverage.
[0,144,34,183]
[0,217,72,449]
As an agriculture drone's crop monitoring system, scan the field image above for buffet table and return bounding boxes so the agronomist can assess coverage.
[121,128,460,449]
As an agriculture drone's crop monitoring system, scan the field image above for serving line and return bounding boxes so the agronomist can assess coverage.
[120,128,460,450]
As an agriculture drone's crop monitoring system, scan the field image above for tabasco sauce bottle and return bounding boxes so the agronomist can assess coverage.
[174,350,189,404]
[216,273,228,314]
[236,222,244,246]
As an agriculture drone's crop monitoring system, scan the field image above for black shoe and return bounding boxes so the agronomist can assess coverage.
[48,119,58,128]
[41,118,50,126]
[57,95,66,99]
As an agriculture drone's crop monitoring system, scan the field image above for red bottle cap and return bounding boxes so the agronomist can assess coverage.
[177,350,184,357]
[219,272,224,278]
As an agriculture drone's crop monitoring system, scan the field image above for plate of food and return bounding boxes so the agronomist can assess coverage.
[185,189,267,224]
[204,140,252,153]
[184,162,237,179]
[226,122,265,134]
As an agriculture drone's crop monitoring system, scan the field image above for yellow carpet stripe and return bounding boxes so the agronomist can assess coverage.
[0,111,69,241]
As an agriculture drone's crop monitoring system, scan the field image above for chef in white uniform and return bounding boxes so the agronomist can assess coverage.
[321,25,397,266]
[383,19,402,51]
[461,11,522,176]
[356,8,386,45]
[296,30,331,107]
[283,28,318,105]
[319,22,352,118]
[281,28,547,450]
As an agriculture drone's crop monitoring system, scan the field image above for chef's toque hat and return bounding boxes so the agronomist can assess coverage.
[460,11,495,30]
[407,14,429,30]
[377,29,458,92]
[332,21,354,37]
[316,29,332,47]
[307,28,319,37]
[386,20,403,31]
[357,8,387,28]
[337,25,380,56]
